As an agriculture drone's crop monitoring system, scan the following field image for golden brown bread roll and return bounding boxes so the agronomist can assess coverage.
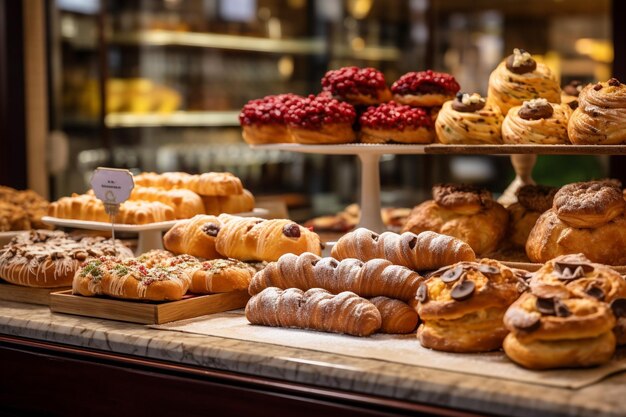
[1,230,133,288]
[185,258,258,294]
[402,185,509,256]
[553,180,624,228]
[416,259,523,352]
[163,215,223,260]
[507,185,557,249]
[215,214,321,262]
[502,99,572,144]
[435,93,503,144]
[248,252,423,303]
[369,296,419,334]
[568,78,626,145]
[245,287,382,337]
[134,171,244,196]
[129,187,205,219]
[331,227,475,271]
[201,189,255,215]
[487,49,561,116]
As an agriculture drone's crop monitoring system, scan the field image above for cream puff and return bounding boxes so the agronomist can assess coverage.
[435,92,503,144]
[487,48,561,116]
[359,101,435,144]
[285,94,357,144]
[391,70,460,107]
[321,66,391,106]
[502,98,572,144]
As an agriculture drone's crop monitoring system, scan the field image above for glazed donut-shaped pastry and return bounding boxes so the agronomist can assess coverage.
[285,94,356,144]
[502,98,572,144]
[321,67,391,106]
[553,180,624,228]
[391,70,460,107]
[561,80,585,110]
[503,286,616,369]
[507,185,557,248]
[435,93,503,144]
[239,94,302,145]
[568,78,626,145]
[402,184,509,256]
[359,101,434,144]
[487,48,561,116]
[416,259,523,352]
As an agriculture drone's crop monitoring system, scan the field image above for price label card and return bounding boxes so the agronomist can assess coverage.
[90,167,134,205]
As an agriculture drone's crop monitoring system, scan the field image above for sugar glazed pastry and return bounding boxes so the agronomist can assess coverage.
[163,214,224,259]
[507,184,557,248]
[526,180,626,265]
[331,227,475,271]
[246,287,382,337]
[568,78,626,145]
[285,94,356,144]
[529,253,626,345]
[201,189,255,216]
[359,101,435,144]
[0,230,133,288]
[502,98,572,144]
[239,94,302,144]
[416,259,523,352]
[561,80,585,110]
[391,70,460,107]
[487,48,561,116]
[321,66,391,106]
[402,184,509,256]
[435,93,503,144]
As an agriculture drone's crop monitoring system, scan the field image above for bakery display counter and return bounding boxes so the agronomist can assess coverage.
[0,299,624,417]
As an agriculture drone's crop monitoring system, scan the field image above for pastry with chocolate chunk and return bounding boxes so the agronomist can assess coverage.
[435,92,504,144]
[0,230,133,288]
[504,256,619,369]
[568,78,626,145]
[561,80,586,110]
[526,180,626,265]
[488,48,561,116]
[416,259,523,352]
[502,98,572,144]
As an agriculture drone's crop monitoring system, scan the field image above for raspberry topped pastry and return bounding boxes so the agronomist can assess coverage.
[359,101,434,144]
[487,48,561,116]
[435,92,503,144]
[391,70,460,107]
[321,66,391,106]
[239,94,302,145]
[285,94,357,144]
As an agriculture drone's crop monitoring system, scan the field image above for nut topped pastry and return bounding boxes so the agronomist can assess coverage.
[526,180,626,265]
[403,184,509,256]
[391,70,460,107]
[568,78,626,145]
[321,67,391,106]
[359,101,435,144]
[416,259,523,352]
[502,98,572,144]
[507,184,557,248]
[435,92,504,144]
[488,48,561,116]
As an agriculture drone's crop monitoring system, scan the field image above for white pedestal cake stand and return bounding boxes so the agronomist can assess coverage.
[251,143,626,233]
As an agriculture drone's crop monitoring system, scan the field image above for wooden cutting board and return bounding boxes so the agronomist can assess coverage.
[49,290,250,324]
[0,280,69,306]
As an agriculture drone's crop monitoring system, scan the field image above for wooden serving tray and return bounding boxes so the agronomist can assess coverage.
[0,281,69,306]
[49,290,250,324]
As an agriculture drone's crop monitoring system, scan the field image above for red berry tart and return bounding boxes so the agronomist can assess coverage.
[321,66,392,105]
[391,70,460,107]
[359,101,434,144]
[285,94,357,144]
[239,94,302,144]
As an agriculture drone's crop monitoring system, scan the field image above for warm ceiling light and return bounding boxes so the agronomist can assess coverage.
[347,0,373,19]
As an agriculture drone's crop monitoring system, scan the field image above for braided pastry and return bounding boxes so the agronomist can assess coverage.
[331,228,475,271]
[248,252,423,302]
[245,287,382,337]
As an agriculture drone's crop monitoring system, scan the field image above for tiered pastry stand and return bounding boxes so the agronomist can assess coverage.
[251,143,626,232]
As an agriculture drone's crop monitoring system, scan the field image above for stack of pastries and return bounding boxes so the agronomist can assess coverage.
[47,171,255,224]
[0,186,51,231]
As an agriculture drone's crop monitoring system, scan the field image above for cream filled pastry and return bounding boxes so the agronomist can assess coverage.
[568,78,626,145]
[435,92,503,144]
[487,48,561,116]
[502,98,572,144]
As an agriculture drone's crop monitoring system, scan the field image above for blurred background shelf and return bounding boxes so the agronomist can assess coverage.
[105,110,240,128]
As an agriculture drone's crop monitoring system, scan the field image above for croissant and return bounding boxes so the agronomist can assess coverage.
[163,214,224,259]
[369,297,419,334]
[245,287,382,337]
[215,214,321,262]
[331,228,475,271]
[248,252,423,302]
[129,187,205,219]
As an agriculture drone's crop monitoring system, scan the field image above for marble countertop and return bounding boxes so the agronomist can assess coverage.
[0,300,625,417]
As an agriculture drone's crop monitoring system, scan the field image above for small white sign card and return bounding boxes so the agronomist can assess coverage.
[90,167,134,240]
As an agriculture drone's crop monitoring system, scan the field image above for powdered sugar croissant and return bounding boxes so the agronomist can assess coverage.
[331,228,475,271]
[248,252,423,302]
